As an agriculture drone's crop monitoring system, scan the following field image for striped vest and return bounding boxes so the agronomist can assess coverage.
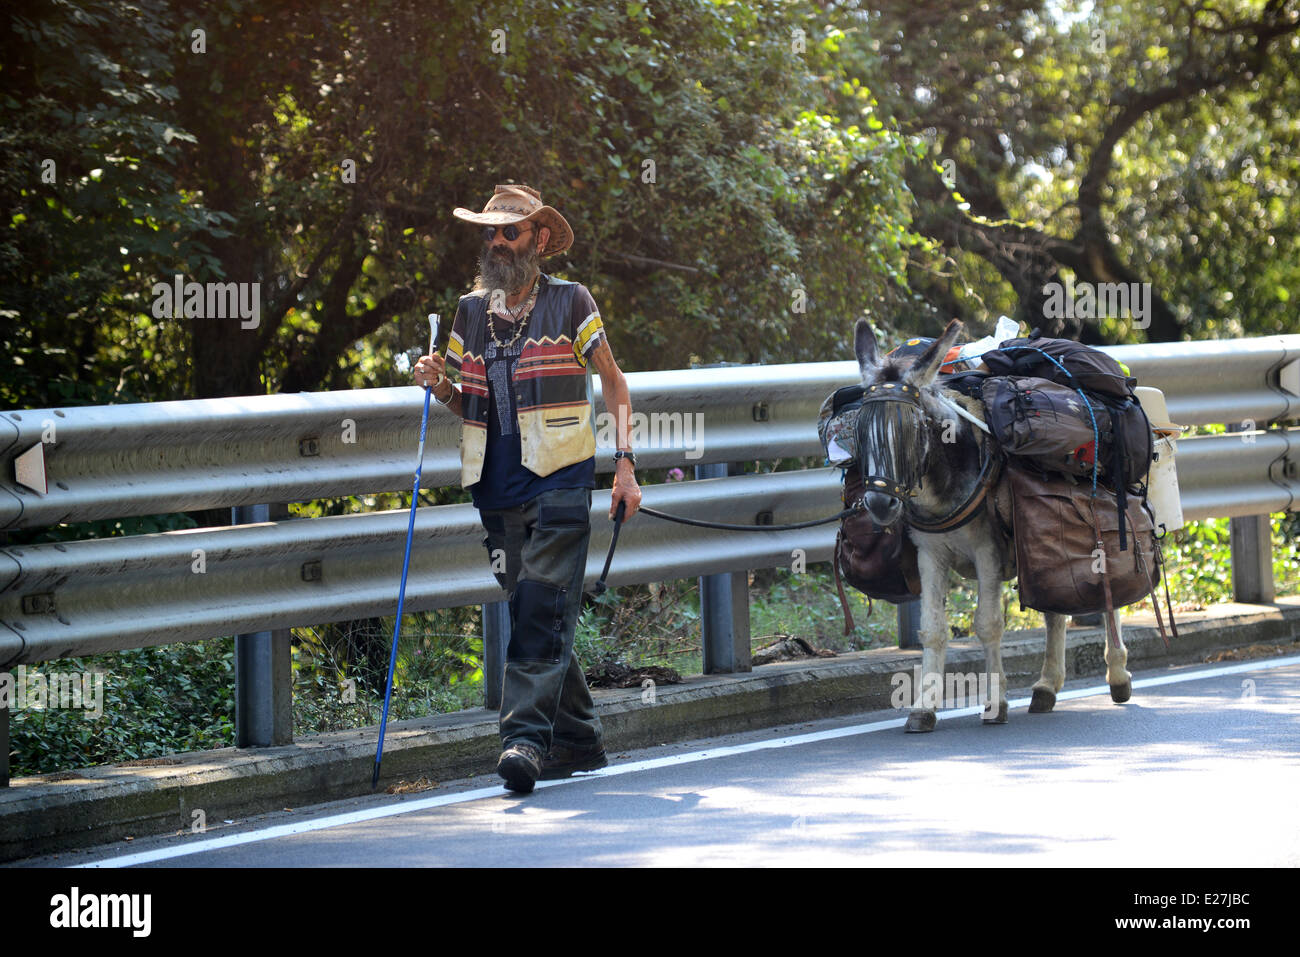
[445,274,602,487]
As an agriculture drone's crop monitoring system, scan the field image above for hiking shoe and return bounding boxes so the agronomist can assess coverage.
[540,741,608,780]
[497,742,544,794]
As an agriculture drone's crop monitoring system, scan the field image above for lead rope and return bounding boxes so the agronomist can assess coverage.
[590,501,627,597]
[637,504,859,531]
[589,501,861,599]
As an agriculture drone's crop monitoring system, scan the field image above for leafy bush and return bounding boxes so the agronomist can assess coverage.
[576,581,702,671]
[290,608,485,737]
[8,641,235,776]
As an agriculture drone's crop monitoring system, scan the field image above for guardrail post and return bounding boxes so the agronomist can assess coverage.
[482,601,509,711]
[897,599,921,649]
[1,698,8,787]
[700,570,751,674]
[233,504,293,747]
[1226,423,1277,604]
[696,462,752,674]
[1230,515,1275,604]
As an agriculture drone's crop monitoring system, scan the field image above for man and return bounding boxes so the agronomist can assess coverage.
[414,184,641,794]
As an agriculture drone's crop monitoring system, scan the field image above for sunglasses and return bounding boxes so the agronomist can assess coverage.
[482,224,534,243]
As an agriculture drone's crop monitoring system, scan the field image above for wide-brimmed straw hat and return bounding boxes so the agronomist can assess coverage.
[1135,386,1187,435]
[452,184,573,257]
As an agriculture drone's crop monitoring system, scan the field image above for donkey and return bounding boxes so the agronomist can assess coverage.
[851,317,1133,732]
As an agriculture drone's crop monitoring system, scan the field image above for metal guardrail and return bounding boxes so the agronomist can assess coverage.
[1,429,1296,667]
[2,442,1289,665]
[1111,336,1300,427]
[0,334,1297,784]
[0,334,1296,668]
[0,470,840,666]
[2,336,1297,530]
[0,366,839,530]
[1172,432,1298,518]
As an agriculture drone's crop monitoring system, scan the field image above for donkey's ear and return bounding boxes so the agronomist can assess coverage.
[906,319,964,387]
[854,318,879,378]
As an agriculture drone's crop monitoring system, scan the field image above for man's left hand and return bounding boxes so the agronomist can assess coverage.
[610,460,641,520]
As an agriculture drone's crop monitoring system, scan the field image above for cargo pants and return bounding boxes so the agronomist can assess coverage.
[479,486,604,754]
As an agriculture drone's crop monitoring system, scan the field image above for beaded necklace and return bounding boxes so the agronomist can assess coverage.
[488,278,538,350]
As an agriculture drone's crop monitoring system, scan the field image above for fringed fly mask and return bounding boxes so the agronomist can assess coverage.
[854,380,933,503]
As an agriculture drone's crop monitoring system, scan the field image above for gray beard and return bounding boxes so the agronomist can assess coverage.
[475,241,540,304]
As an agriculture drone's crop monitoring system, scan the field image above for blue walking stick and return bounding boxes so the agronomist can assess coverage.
[372,313,440,789]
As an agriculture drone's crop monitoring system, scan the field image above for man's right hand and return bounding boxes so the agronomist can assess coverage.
[414,354,445,390]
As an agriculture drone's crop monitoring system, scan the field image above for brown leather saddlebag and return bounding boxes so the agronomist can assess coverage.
[833,467,921,632]
[1007,464,1159,615]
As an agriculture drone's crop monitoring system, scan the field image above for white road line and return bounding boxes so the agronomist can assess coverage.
[76,653,1300,868]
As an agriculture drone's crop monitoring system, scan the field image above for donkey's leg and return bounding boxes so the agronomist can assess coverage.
[1104,609,1133,703]
[1029,612,1069,713]
[906,545,949,733]
[973,546,1008,724]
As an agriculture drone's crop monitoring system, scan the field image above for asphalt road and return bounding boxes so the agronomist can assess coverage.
[25,655,1300,868]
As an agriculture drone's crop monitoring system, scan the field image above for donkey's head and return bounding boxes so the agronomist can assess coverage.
[852,318,967,526]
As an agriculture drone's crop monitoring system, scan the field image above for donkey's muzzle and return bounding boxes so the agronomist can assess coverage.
[863,490,903,527]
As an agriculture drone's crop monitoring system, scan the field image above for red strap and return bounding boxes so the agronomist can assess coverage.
[833,531,856,636]
[1141,552,1170,649]
[1153,542,1178,643]
[1089,499,1118,648]
[1099,551,1118,648]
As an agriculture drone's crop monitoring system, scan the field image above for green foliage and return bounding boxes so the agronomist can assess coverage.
[1148,515,1300,608]
[290,608,485,737]
[1165,518,1238,605]
[1277,513,1300,594]
[838,0,1300,342]
[8,609,488,775]
[575,580,702,670]
[1,0,227,408]
[6,0,1299,412]
[748,565,881,650]
[4,0,925,406]
[8,641,235,776]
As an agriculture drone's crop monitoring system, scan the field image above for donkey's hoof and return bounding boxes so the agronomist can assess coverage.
[982,700,1009,724]
[1028,688,1057,713]
[1110,680,1132,704]
[904,710,937,733]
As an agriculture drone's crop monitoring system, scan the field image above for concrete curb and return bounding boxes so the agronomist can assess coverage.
[2,598,1297,863]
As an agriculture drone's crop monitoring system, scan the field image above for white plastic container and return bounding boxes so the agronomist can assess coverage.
[1134,386,1185,534]
[1147,433,1184,534]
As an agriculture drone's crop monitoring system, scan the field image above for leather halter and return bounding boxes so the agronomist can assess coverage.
[857,380,1003,534]
[908,441,1003,533]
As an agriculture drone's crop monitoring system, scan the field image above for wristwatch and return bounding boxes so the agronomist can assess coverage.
[613,449,637,468]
